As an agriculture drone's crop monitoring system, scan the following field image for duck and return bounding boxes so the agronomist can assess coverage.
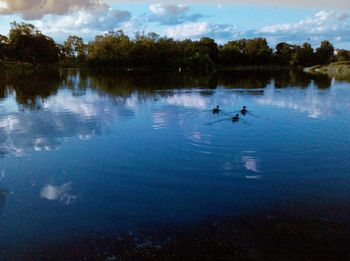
[241,106,248,115]
[232,114,240,122]
[212,105,221,114]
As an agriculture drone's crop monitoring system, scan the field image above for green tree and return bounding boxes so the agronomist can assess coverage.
[154,37,182,68]
[64,35,87,62]
[274,42,294,65]
[290,43,314,66]
[244,38,273,65]
[315,40,334,65]
[7,21,59,64]
[335,49,350,62]
[196,37,219,63]
[0,34,9,60]
[219,40,243,66]
[88,30,133,67]
[128,32,159,67]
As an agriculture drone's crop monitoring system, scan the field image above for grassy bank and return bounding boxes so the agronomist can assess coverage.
[0,60,89,70]
[0,60,36,69]
[304,61,350,81]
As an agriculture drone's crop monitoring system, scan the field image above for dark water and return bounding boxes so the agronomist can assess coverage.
[0,69,350,256]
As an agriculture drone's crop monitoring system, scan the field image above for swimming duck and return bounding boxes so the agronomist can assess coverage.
[232,114,240,122]
[241,106,248,114]
[212,106,220,114]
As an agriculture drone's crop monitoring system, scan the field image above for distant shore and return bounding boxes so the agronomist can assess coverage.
[0,60,302,72]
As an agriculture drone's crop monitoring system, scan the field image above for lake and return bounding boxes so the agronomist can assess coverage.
[0,69,350,258]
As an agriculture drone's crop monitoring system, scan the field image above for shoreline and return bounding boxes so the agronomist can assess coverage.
[7,203,350,260]
[0,61,303,72]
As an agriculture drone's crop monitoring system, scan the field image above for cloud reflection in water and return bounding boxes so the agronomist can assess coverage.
[40,182,77,205]
[0,91,134,157]
[241,152,263,179]
[242,156,260,173]
[166,94,209,109]
[256,85,350,118]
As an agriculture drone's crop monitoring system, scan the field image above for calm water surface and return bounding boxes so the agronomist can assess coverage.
[0,69,350,254]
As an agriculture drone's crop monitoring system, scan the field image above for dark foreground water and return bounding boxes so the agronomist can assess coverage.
[0,69,350,258]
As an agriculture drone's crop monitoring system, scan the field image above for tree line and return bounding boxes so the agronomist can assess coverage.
[0,21,348,69]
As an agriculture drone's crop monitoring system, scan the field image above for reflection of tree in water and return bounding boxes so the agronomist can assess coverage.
[0,190,6,215]
[312,74,332,89]
[60,69,90,97]
[69,69,333,92]
[218,70,272,89]
[0,69,62,111]
[274,70,311,88]
[88,70,218,91]
[69,70,220,104]
[0,68,342,159]
[0,68,335,111]
[274,70,331,89]
[0,79,7,101]
[217,69,330,90]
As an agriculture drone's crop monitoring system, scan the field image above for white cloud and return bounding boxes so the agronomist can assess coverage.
[107,0,350,9]
[120,16,147,34]
[148,3,202,25]
[165,22,240,41]
[0,1,131,40]
[35,9,131,38]
[257,10,350,45]
[34,9,350,46]
[149,4,188,16]
[1,1,350,47]
[0,0,109,20]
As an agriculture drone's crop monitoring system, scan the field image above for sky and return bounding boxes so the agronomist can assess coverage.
[0,0,350,48]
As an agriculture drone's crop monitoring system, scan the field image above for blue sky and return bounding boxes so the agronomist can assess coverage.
[0,0,350,48]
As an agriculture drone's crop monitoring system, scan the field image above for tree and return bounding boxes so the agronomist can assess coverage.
[197,37,219,63]
[128,32,159,67]
[335,49,350,62]
[64,35,87,62]
[0,34,9,60]
[189,53,215,72]
[300,43,314,66]
[315,40,334,65]
[290,43,314,66]
[154,37,182,68]
[243,38,273,65]
[88,30,133,67]
[221,38,273,65]
[0,35,8,44]
[7,21,59,64]
[219,39,248,66]
[274,42,294,65]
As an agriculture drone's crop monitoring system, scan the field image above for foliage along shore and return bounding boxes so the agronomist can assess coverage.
[0,21,345,72]
[0,59,302,73]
